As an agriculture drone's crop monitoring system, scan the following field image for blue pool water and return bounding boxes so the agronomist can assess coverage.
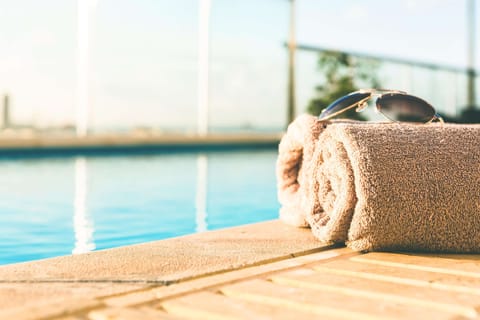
[0,149,279,265]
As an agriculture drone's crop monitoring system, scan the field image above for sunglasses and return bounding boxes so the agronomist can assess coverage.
[318,89,444,123]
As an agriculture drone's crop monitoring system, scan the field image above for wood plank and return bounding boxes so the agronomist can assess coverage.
[89,306,184,320]
[161,291,322,320]
[271,268,478,318]
[0,298,102,320]
[220,279,453,320]
[314,260,480,295]
[352,253,480,277]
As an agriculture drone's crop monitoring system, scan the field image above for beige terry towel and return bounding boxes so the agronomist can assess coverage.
[278,120,480,252]
[276,114,326,227]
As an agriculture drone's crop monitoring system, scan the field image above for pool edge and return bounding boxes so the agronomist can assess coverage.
[0,219,328,317]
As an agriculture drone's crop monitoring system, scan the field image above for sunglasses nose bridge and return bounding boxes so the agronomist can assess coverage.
[355,97,371,113]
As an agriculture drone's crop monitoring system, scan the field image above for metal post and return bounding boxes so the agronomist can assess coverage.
[198,0,211,136]
[467,0,476,108]
[76,0,98,137]
[2,94,9,129]
[76,0,91,137]
[287,0,296,127]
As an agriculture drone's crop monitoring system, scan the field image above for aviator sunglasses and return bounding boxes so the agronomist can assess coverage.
[318,89,444,123]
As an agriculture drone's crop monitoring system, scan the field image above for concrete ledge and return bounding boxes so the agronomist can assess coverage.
[0,133,282,156]
[0,220,326,311]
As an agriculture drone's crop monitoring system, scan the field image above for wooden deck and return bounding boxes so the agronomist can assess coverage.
[1,221,480,319]
[87,248,480,320]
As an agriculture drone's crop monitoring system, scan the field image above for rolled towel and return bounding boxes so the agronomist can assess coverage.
[276,114,325,227]
[305,122,480,252]
[276,115,357,227]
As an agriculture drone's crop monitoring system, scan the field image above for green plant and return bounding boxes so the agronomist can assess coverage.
[307,51,380,120]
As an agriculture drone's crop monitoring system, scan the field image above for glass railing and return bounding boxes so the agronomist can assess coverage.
[295,45,480,122]
[0,0,477,137]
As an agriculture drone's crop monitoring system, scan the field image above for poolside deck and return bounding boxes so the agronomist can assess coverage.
[1,220,480,319]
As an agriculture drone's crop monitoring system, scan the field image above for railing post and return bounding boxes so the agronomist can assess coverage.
[2,94,9,129]
[197,0,211,136]
[467,0,476,108]
[287,0,296,128]
[76,0,96,137]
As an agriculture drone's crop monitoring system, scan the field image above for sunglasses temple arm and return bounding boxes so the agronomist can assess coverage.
[319,97,371,121]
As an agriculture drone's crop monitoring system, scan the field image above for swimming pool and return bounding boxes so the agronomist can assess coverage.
[0,149,279,265]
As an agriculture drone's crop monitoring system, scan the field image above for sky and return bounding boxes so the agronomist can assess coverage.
[0,0,478,131]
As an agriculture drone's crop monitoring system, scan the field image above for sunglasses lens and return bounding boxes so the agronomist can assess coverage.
[319,92,371,120]
[377,94,435,123]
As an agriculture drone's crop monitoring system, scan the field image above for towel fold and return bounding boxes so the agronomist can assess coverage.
[276,114,325,227]
[278,116,480,252]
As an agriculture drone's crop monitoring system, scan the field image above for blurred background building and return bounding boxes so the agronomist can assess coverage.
[0,0,478,138]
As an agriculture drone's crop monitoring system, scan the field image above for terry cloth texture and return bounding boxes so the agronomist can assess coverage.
[276,115,357,227]
[276,114,326,227]
[277,117,480,252]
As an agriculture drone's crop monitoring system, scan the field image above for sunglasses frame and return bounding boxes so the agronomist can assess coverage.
[318,89,444,123]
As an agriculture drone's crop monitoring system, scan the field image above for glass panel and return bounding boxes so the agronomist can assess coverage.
[0,0,76,132]
[91,0,198,133]
[209,0,288,132]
